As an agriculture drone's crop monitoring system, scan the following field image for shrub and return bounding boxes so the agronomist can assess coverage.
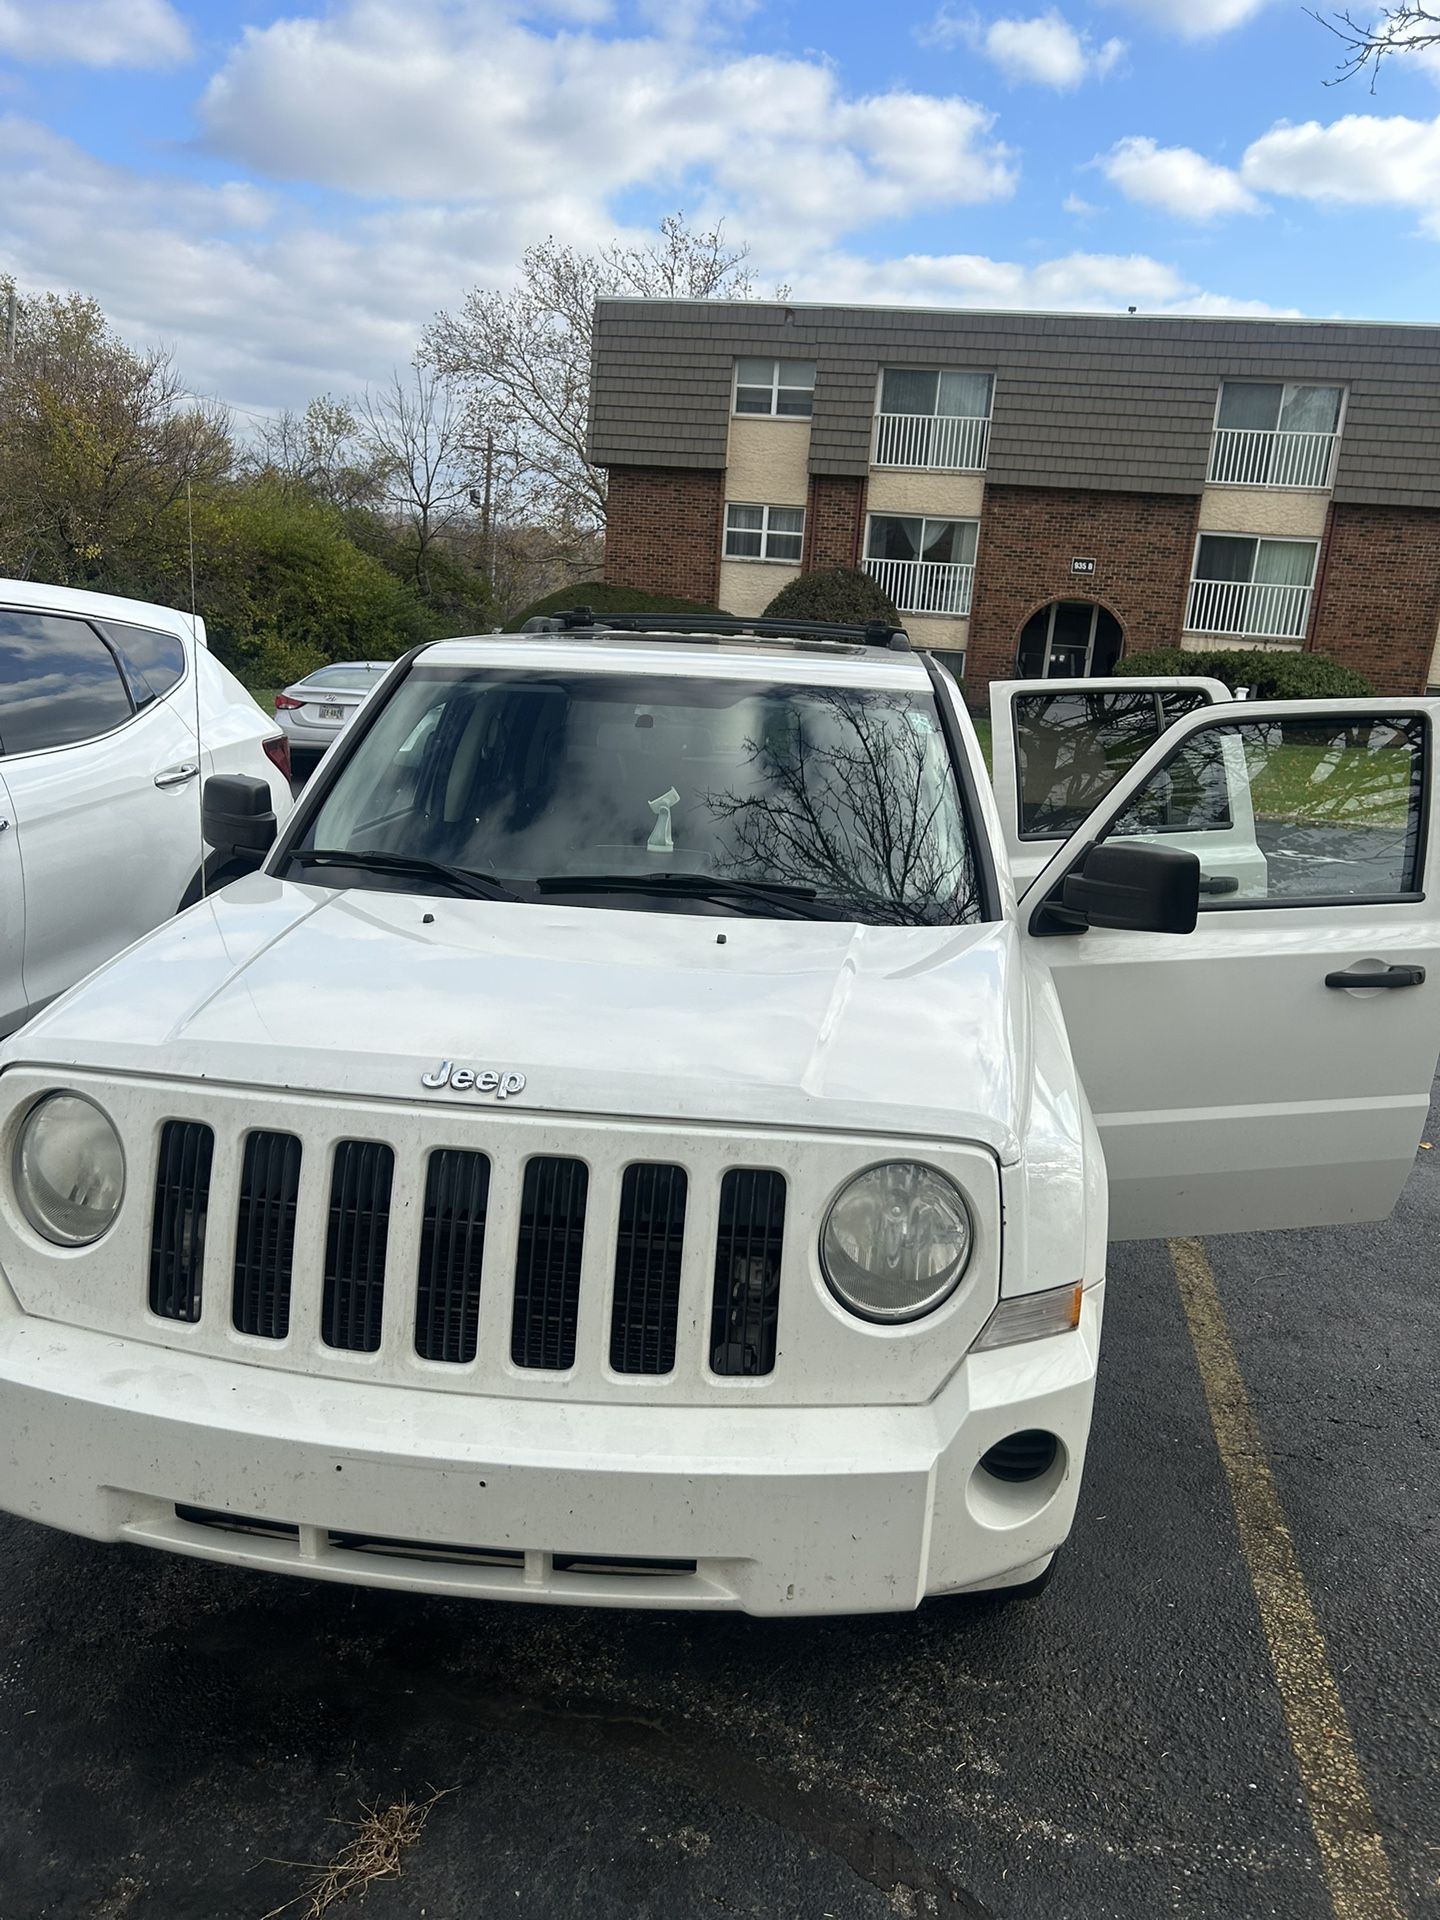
[762,567,900,626]
[1117,646,1373,702]
[508,579,726,627]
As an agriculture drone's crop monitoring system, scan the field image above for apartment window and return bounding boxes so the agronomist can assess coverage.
[1209,381,1344,489]
[864,515,978,616]
[733,358,816,418]
[874,369,993,471]
[724,503,805,563]
[1187,534,1318,641]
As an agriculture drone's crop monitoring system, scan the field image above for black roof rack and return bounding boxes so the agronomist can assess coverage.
[518,607,912,651]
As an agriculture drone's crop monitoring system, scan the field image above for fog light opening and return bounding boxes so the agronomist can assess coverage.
[980,1429,1060,1484]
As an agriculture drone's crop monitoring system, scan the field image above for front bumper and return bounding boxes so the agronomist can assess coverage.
[0,1285,1102,1615]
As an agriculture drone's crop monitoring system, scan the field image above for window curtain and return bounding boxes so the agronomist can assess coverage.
[866,515,922,561]
[1253,540,1316,587]
[936,371,993,418]
[1277,385,1342,435]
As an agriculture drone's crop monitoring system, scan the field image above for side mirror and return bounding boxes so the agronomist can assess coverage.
[1046,841,1200,935]
[202,774,277,859]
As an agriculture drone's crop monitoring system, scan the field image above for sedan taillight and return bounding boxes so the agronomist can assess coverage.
[263,735,292,781]
[274,693,303,710]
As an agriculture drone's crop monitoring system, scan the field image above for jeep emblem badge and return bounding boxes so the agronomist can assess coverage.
[421,1061,526,1100]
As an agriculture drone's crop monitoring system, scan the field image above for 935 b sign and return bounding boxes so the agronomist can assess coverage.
[1071,557,1096,575]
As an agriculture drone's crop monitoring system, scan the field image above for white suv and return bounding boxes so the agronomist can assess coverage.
[0,580,293,1038]
[0,613,1434,1614]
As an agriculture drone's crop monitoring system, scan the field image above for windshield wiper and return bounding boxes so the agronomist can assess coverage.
[535,872,851,920]
[287,848,518,902]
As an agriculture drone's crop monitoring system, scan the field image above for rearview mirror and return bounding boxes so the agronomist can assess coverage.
[1041,841,1200,935]
[202,774,277,859]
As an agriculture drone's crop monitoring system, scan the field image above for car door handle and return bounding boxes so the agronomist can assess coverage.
[1325,964,1427,990]
[154,763,200,789]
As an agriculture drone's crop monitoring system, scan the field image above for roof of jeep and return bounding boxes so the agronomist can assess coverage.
[416,629,938,691]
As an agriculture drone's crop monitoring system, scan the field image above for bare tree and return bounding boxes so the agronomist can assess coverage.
[250,394,388,511]
[704,691,983,925]
[357,365,471,595]
[425,214,773,542]
[1310,2,1440,84]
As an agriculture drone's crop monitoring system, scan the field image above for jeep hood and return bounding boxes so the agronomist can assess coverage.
[4,878,1038,1157]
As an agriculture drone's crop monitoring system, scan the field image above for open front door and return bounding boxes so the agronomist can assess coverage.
[989,677,1229,888]
[1020,697,1440,1241]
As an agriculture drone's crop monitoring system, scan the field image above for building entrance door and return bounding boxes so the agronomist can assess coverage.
[1016,601,1123,678]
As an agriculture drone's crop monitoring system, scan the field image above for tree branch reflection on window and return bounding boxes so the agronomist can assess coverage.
[704,689,983,925]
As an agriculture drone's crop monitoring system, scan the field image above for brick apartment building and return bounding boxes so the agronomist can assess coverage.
[587,299,1440,704]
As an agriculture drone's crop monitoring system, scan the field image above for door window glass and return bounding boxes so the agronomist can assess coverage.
[1014,690,1179,839]
[0,611,134,755]
[1105,715,1425,902]
[104,621,186,707]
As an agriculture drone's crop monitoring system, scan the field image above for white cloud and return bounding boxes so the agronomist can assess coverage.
[787,247,1295,316]
[197,2,1015,246]
[1063,191,1098,215]
[983,12,1124,88]
[1241,112,1440,232]
[1100,134,1260,218]
[0,0,189,66]
[919,6,1123,85]
[0,114,1295,418]
[1104,0,1275,35]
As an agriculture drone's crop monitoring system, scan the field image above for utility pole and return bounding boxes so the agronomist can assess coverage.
[483,429,496,589]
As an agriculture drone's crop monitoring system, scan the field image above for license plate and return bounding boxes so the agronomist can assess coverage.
[318,705,344,722]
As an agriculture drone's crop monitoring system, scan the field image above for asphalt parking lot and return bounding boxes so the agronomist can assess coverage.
[2,1083,1436,1920]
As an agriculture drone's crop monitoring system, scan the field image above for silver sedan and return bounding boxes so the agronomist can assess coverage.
[272,662,393,762]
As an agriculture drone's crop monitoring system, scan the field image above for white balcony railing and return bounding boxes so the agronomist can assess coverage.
[873,412,990,472]
[865,556,974,617]
[1185,577,1314,641]
[1208,427,1338,490]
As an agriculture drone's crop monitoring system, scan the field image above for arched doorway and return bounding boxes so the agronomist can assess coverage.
[1016,601,1123,678]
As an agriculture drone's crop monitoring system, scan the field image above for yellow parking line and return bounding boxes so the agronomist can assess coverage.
[1168,1236,1406,1920]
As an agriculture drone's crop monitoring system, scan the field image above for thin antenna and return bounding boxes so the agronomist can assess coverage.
[187,476,206,900]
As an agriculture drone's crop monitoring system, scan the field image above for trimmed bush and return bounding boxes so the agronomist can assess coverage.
[763,567,900,626]
[508,579,726,627]
[1117,646,1373,702]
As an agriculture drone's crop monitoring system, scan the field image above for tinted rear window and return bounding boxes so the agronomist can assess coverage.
[104,619,187,707]
[0,610,133,755]
[1014,688,1210,839]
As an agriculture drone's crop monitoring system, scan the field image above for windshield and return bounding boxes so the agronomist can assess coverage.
[293,664,986,925]
[299,663,389,689]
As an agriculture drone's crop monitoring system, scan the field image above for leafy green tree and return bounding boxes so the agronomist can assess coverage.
[0,285,230,591]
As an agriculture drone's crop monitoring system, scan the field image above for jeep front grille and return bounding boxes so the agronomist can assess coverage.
[147,1134,786,1381]
[415,1148,489,1364]
[150,1120,214,1323]
[709,1169,786,1377]
[232,1130,301,1338]
[321,1140,394,1353]
[609,1162,687,1375]
[511,1155,588,1370]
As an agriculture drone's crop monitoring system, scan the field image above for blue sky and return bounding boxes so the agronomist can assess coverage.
[0,0,1436,417]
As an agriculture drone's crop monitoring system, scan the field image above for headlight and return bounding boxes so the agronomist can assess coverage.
[13,1092,125,1245]
[820,1162,972,1323]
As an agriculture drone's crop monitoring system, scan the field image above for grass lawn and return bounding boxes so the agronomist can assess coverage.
[1248,739,1414,826]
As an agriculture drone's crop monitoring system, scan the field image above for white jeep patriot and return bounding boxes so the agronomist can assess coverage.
[0,613,1434,1614]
